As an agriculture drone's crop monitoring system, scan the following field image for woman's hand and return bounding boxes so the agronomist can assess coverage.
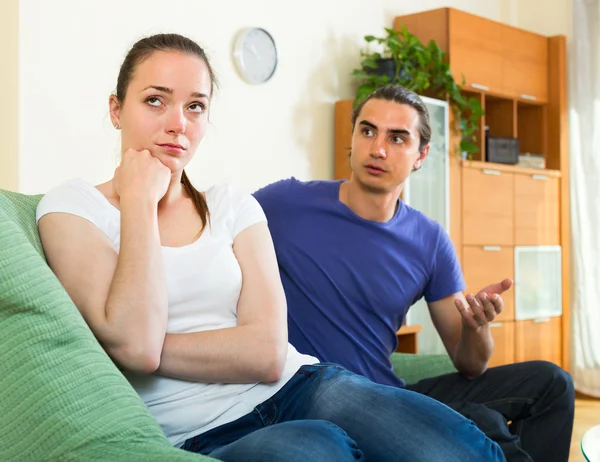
[114,149,171,203]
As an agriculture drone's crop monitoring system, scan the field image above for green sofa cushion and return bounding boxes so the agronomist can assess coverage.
[391,352,456,385]
[0,191,215,461]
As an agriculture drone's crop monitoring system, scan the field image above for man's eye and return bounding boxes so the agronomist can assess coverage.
[363,128,373,136]
[392,136,403,144]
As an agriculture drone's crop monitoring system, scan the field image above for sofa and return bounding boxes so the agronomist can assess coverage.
[0,188,456,461]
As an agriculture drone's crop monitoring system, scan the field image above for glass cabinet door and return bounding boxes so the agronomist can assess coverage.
[514,245,562,320]
[403,96,450,230]
[404,96,450,355]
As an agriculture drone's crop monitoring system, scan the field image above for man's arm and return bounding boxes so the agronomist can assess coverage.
[428,279,513,379]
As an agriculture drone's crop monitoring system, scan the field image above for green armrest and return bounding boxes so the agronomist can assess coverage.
[0,190,216,461]
[391,352,456,385]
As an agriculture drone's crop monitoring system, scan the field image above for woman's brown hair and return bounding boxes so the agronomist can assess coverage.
[115,33,218,232]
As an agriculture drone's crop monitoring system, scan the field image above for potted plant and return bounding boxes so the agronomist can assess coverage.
[351,26,484,158]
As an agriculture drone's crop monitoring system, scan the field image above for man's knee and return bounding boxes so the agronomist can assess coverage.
[528,360,574,402]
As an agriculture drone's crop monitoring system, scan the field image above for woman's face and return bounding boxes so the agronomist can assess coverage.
[109,50,212,173]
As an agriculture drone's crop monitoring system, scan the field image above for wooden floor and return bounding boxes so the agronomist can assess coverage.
[570,393,600,461]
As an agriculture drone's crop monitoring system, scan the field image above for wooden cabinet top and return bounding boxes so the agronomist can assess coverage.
[393,8,553,102]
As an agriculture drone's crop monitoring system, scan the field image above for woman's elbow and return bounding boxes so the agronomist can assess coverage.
[258,342,287,383]
[109,342,162,374]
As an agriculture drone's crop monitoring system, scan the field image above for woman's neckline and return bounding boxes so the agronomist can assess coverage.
[73,178,209,251]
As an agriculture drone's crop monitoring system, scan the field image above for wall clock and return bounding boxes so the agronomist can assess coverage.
[232,27,278,84]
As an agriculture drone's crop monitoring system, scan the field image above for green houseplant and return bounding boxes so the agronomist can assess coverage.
[352,27,484,157]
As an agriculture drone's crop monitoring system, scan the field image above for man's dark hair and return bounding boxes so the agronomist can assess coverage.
[351,85,431,151]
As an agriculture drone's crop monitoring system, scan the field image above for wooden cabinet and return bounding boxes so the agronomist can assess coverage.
[334,99,354,181]
[503,29,549,102]
[449,10,505,94]
[463,246,514,321]
[488,322,515,367]
[515,317,562,366]
[462,166,514,246]
[515,173,560,245]
[394,8,549,101]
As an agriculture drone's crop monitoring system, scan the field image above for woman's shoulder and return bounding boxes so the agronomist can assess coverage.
[204,182,256,211]
[36,178,116,227]
[204,183,266,238]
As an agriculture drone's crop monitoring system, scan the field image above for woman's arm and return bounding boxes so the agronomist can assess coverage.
[39,194,168,373]
[156,221,288,384]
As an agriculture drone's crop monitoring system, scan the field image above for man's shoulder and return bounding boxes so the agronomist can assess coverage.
[398,202,445,237]
[253,177,339,204]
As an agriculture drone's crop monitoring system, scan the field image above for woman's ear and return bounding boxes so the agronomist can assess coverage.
[109,95,121,130]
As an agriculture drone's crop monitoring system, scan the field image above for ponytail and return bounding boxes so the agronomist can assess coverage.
[181,169,210,233]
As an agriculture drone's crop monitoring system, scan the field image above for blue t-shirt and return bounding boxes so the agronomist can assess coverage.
[253,178,465,387]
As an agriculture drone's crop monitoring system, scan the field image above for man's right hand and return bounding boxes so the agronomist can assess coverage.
[113,148,171,203]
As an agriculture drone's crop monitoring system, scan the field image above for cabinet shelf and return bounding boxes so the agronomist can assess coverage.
[461,160,561,177]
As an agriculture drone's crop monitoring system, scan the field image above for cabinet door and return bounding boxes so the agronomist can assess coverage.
[449,9,504,94]
[334,99,354,180]
[515,317,562,366]
[404,97,449,229]
[515,174,560,245]
[488,322,515,367]
[404,97,450,356]
[462,167,514,246]
[503,29,548,102]
[463,246,514,321]
[514,246,562,320]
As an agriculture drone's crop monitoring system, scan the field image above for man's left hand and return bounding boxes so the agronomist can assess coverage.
[454,278,513,330]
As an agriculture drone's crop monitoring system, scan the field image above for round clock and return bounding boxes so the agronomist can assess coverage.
[233,27,278,84]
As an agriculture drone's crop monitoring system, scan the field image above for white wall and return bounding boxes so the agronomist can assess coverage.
[17,0,569,195]
[506,0,571,36]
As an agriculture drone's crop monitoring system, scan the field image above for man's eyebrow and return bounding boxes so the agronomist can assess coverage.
[143,85,209,99]
[359,119,412,136]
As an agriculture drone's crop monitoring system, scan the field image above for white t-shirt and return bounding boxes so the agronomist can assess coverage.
[36,178,318,447]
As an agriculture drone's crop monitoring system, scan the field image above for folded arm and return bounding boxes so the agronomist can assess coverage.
[156,222,288,384]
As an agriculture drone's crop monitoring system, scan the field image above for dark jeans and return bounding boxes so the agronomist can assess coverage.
[406,360,575,462]
[182,363,505,461]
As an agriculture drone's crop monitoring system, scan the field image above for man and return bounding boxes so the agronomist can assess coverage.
[253,85,574,462]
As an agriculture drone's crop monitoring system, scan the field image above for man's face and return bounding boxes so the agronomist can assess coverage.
[350,99,429,194]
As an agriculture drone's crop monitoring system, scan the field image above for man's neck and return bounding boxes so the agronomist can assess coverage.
[339,179,401,223]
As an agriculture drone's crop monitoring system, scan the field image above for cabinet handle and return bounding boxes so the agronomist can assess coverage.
[483,246,502,252]
[490,322,503,328]
[470,83,489,91]
[532,174,548,181]
[533,317,551,323]
[482,169,501,176]
[520,94,537,101]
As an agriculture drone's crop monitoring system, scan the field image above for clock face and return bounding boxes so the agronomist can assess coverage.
[233,28,278,84]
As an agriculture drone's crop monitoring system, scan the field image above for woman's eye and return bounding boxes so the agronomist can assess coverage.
[146,97,162,107]
[188,103,205,113]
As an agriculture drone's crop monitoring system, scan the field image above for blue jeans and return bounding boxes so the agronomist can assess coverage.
[182,363,505,461]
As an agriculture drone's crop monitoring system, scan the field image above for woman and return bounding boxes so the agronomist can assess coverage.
[36,33,504,462]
